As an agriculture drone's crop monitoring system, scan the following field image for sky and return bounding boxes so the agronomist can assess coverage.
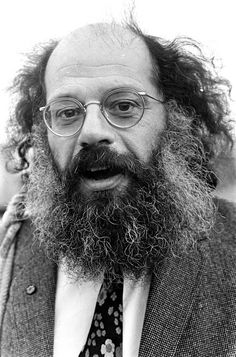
[0,0,235,143]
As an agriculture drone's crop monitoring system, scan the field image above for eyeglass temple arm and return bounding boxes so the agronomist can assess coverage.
[138,92,165,104]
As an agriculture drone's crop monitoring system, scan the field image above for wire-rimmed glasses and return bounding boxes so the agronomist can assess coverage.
[39,87,165,137]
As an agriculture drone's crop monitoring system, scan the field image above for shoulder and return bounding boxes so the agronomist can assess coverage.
[175,199,236,355]
[214,197,236,230]
[195,198,236,315]
[209,197,236,251]
[200,198,236,273]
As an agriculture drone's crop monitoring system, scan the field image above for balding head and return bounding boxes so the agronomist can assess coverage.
[45,23,156,100]
[46,22,143,68]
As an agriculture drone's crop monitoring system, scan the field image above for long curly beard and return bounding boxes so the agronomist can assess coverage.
[25,101,216,282]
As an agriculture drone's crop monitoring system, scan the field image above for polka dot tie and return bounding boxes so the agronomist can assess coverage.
[79,274,123,357]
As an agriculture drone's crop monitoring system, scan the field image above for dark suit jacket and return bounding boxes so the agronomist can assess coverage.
[1,199,236,356]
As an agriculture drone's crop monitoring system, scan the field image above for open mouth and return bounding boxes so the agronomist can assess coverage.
[82,166,123,181]
[79,165,128,192]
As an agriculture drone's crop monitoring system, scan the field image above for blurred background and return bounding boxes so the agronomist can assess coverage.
[0,0,236,214]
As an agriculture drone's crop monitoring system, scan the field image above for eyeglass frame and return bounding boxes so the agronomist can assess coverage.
[39,87,165,137]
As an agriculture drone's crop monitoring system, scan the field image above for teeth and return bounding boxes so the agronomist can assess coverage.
[90,167,108,172]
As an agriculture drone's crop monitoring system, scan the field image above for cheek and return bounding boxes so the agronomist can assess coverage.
[124,116,166,163]
[47,133,76,171]
[140,130,162,162]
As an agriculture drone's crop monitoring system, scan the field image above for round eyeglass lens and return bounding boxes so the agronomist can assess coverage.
[102,89,145,128]
[44,98,85,136]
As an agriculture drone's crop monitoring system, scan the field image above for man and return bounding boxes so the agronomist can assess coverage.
[0,21,235,357]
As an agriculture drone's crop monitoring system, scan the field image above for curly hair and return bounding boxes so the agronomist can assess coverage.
[4,40,58,172]
[3,23,234,185]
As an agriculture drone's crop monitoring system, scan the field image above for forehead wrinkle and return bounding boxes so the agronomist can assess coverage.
[54,63,151,79]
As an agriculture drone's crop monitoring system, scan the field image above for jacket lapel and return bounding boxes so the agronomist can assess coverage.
[139,249,202,357]
[7,219,203,357]
[8,219,57,357]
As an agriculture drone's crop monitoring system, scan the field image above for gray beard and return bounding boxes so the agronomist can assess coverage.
[25,101,216,282]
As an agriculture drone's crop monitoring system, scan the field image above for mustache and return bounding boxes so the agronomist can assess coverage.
[62,144,152,183]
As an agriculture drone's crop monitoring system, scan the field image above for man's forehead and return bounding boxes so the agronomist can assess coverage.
[45,23,153,82]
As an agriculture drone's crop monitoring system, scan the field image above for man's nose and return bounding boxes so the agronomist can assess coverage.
[77,104,115,148]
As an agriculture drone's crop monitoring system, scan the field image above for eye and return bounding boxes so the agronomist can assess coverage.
[107,100,141,117]
[116,101,135,112]
[56,107,82,120]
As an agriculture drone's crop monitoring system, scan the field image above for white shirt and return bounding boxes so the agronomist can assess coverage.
[53,266,150,357]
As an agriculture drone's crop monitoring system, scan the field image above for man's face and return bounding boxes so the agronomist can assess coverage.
[44,25,166,196]
[26,25,215,281]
